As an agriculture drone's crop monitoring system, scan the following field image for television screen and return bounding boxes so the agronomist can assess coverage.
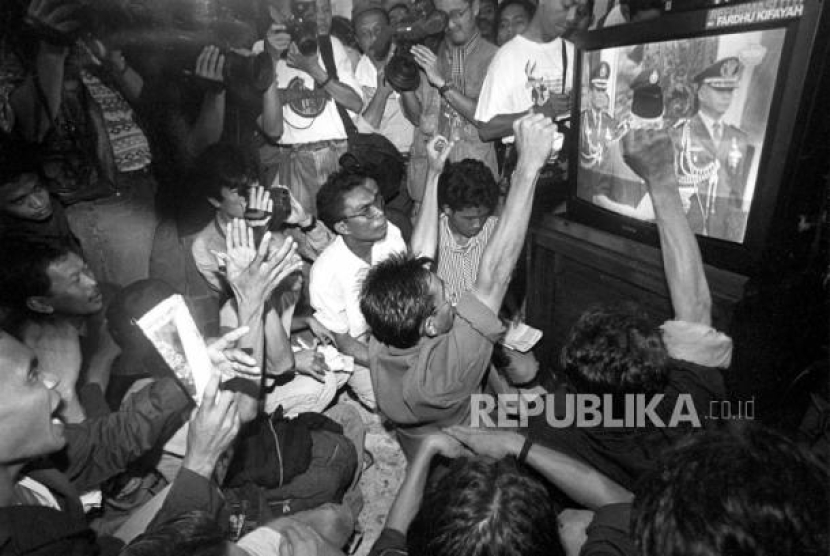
[574,27,787,244]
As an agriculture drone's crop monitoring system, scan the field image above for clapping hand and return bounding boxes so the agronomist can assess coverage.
[220,219,304,306]
[214,218,257,282]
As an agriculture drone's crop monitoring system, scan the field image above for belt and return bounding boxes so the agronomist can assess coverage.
[276,139,348,152]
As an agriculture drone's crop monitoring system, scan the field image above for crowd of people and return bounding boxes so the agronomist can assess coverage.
[0,0,827,555]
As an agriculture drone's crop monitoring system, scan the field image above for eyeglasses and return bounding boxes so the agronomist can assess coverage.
[340,192,385,221]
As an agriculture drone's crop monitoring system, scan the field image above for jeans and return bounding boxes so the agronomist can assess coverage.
[65,170,158,288]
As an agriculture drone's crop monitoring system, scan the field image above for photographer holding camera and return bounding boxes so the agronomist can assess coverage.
[0,0,160,289]
[257,0,364,217]
[400,0,498,218]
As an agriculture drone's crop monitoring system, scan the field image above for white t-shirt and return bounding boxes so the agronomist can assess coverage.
[255,36,363,145]
[310,222,406,338]
[475,34,574,142]
[354,55,414,154]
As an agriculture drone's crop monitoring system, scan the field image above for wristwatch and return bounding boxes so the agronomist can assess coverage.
[437,82,452,97]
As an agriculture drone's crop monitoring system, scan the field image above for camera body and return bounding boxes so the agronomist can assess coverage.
[284,0,318,56]
[384,0,447,93]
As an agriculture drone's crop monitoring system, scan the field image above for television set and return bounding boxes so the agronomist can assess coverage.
[566,0,829,276]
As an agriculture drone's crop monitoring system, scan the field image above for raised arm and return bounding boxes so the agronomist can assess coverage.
[472,114,556,313]
[410,135,454,259]
[622,129,711,325]
[445,427,633,510]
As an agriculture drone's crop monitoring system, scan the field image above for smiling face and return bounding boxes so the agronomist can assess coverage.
[436,0,479,46]
[36,252,103,316]
[590,88,610,111]
[0,173,53,221]
[0,332,65,465]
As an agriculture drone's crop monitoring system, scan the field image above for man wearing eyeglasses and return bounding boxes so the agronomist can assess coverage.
[308,169,408,409]
[401,0,499,217]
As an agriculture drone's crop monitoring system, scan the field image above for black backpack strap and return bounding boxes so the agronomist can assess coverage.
[318,34,358,138]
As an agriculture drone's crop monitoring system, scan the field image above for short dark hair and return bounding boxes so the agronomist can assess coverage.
[360,253,434,348]
[121,511,226,556]
[316,167,371,231]
[0,241,74,311]
[192,143,253,202]
[560,303,668,396]
[634,423,830,556]
[408,457,561,556]
[497,0,536,21]
[437,159,499,213]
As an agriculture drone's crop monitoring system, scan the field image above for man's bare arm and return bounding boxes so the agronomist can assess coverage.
[478,112,528,142]
[622,130,711,325]
[472,114,556,313]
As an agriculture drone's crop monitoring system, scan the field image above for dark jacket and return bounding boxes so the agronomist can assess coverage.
[0,378,223,556]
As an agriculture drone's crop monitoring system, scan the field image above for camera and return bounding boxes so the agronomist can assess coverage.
[383,0,448,93]
[284,0,318,56]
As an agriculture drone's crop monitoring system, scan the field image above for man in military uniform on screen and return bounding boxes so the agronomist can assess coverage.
[674,57,752,241]
[578,61,623,200]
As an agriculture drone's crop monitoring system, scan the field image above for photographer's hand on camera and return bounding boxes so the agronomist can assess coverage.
[194,45,226,93]
[286,43,326,83]
[266,24,292,61]
[411,45,443,89]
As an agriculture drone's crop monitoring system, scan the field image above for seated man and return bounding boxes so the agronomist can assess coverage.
[0,138,80,251]
[359,114,557,460]
[0,330,241,555]
[0,241,120,422]
[310,167,409,409]
[524,129,732,491]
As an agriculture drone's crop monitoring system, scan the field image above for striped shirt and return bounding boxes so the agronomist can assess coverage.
[436,214,499,303]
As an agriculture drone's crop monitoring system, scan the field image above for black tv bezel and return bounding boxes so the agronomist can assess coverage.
[565,2,824,276]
